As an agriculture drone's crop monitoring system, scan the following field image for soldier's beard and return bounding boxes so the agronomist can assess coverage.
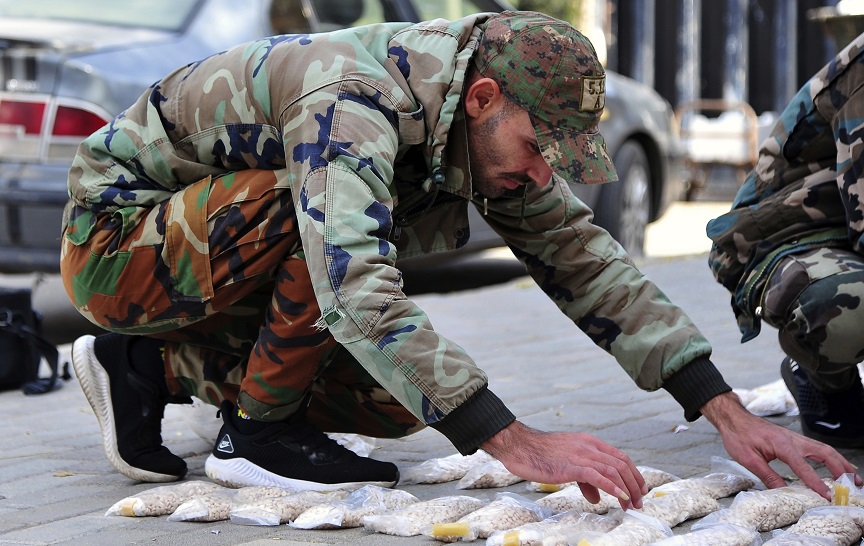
[466,107,511,199]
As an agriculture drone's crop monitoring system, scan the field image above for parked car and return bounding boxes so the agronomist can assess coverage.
[0,0,682,273]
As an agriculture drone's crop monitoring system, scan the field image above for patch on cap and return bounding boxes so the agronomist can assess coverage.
[580,76,606,111]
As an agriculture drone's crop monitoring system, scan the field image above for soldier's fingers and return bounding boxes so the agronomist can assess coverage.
[798,441,861,490]
[572,466,632,508]
[781,452,830,500]
[591,442,646,504]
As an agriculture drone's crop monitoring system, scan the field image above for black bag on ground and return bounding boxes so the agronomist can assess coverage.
[0,287,70,394]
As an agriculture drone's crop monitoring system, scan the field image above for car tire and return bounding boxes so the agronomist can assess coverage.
[594,141,651,258]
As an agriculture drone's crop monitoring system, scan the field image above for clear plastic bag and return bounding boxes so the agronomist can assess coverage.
[649,522,762,546]
[327,432,376,457]
[362,495,485,536]
[761,535,834,545]
[456,458,523,489]
[228,490,345,526]
[399,450,495,485]
[172,484,300,523]
[639,466,682,491]
[289,485,417,529]
[652,472,756,500]
[425,492,551,542]
[485,511,619,546]
[764,505,864,545]
[104,481,224,517]
[653,458,758,501]
[620,489,720,528]
[733,379,796,417]
[568,510,672,546]
[535,483,615,514]
[831,472,864,507]
[694,484,827,532]
[167,489,238,522]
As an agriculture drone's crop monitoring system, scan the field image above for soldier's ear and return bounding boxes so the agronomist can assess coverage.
[464,77,503,119]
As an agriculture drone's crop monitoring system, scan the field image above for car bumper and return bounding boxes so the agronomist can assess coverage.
[0,162,69,273]
[658,146,686,217]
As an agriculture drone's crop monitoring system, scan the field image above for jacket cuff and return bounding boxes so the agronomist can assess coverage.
[663,358,732,422]
[429,386,516,455]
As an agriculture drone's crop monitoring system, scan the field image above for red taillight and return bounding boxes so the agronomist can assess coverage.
[53,105,108,137]
[0,94,111,161]
[0,99,46,135]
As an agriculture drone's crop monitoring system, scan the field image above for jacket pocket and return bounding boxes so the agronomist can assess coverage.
[396,105,425,145]
[162,175,214,303]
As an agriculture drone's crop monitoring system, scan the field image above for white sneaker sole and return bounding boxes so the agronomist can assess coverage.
[72,335,179,483]
[204,454,395,491]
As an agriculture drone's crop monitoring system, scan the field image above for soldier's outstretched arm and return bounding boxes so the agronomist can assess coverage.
[481,420,647,510]
[701,391,861,500]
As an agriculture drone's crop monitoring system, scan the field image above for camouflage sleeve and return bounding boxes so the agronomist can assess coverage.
[290,81,491,428]
[831,75,864,254]
[481,176,713,392]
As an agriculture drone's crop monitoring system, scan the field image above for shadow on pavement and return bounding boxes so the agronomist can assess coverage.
[400,255,528,296]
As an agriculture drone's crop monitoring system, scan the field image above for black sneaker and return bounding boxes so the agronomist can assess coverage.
[72,334,188,482]
[781,356,864,449]
[204,401,399,490]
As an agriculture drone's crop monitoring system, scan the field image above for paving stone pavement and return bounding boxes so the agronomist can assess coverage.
[2,251,863,545]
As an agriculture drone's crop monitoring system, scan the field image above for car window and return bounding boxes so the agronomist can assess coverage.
[413,0,497,20]
[313,0,385,29]
[271,0,385,34]
[269,0,313,33]
[0,0,200,30]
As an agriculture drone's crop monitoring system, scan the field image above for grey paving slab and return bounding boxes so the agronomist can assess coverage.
[1,253,863,545]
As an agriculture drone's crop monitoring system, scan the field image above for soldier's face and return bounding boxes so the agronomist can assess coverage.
[466,102,553,199]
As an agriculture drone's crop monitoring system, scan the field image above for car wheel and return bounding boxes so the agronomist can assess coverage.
[595,141,651,258]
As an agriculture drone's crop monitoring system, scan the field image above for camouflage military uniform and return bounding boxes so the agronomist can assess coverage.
[62,12,726,454]
[707,33,864,392]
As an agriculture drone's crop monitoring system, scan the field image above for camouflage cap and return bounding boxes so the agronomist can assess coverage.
[474,11,617,184]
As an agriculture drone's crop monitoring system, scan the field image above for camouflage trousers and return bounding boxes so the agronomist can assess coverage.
[761,246,864,393]
[61,170,422,438]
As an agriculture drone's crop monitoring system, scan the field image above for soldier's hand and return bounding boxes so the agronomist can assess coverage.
[701,391,861,500]
[481,420,647,509]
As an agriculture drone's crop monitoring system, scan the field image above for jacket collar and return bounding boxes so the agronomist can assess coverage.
[389,13,491,199]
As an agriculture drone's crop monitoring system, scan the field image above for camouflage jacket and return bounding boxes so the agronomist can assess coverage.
[64,14,720,450]
[706,33,864,342]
